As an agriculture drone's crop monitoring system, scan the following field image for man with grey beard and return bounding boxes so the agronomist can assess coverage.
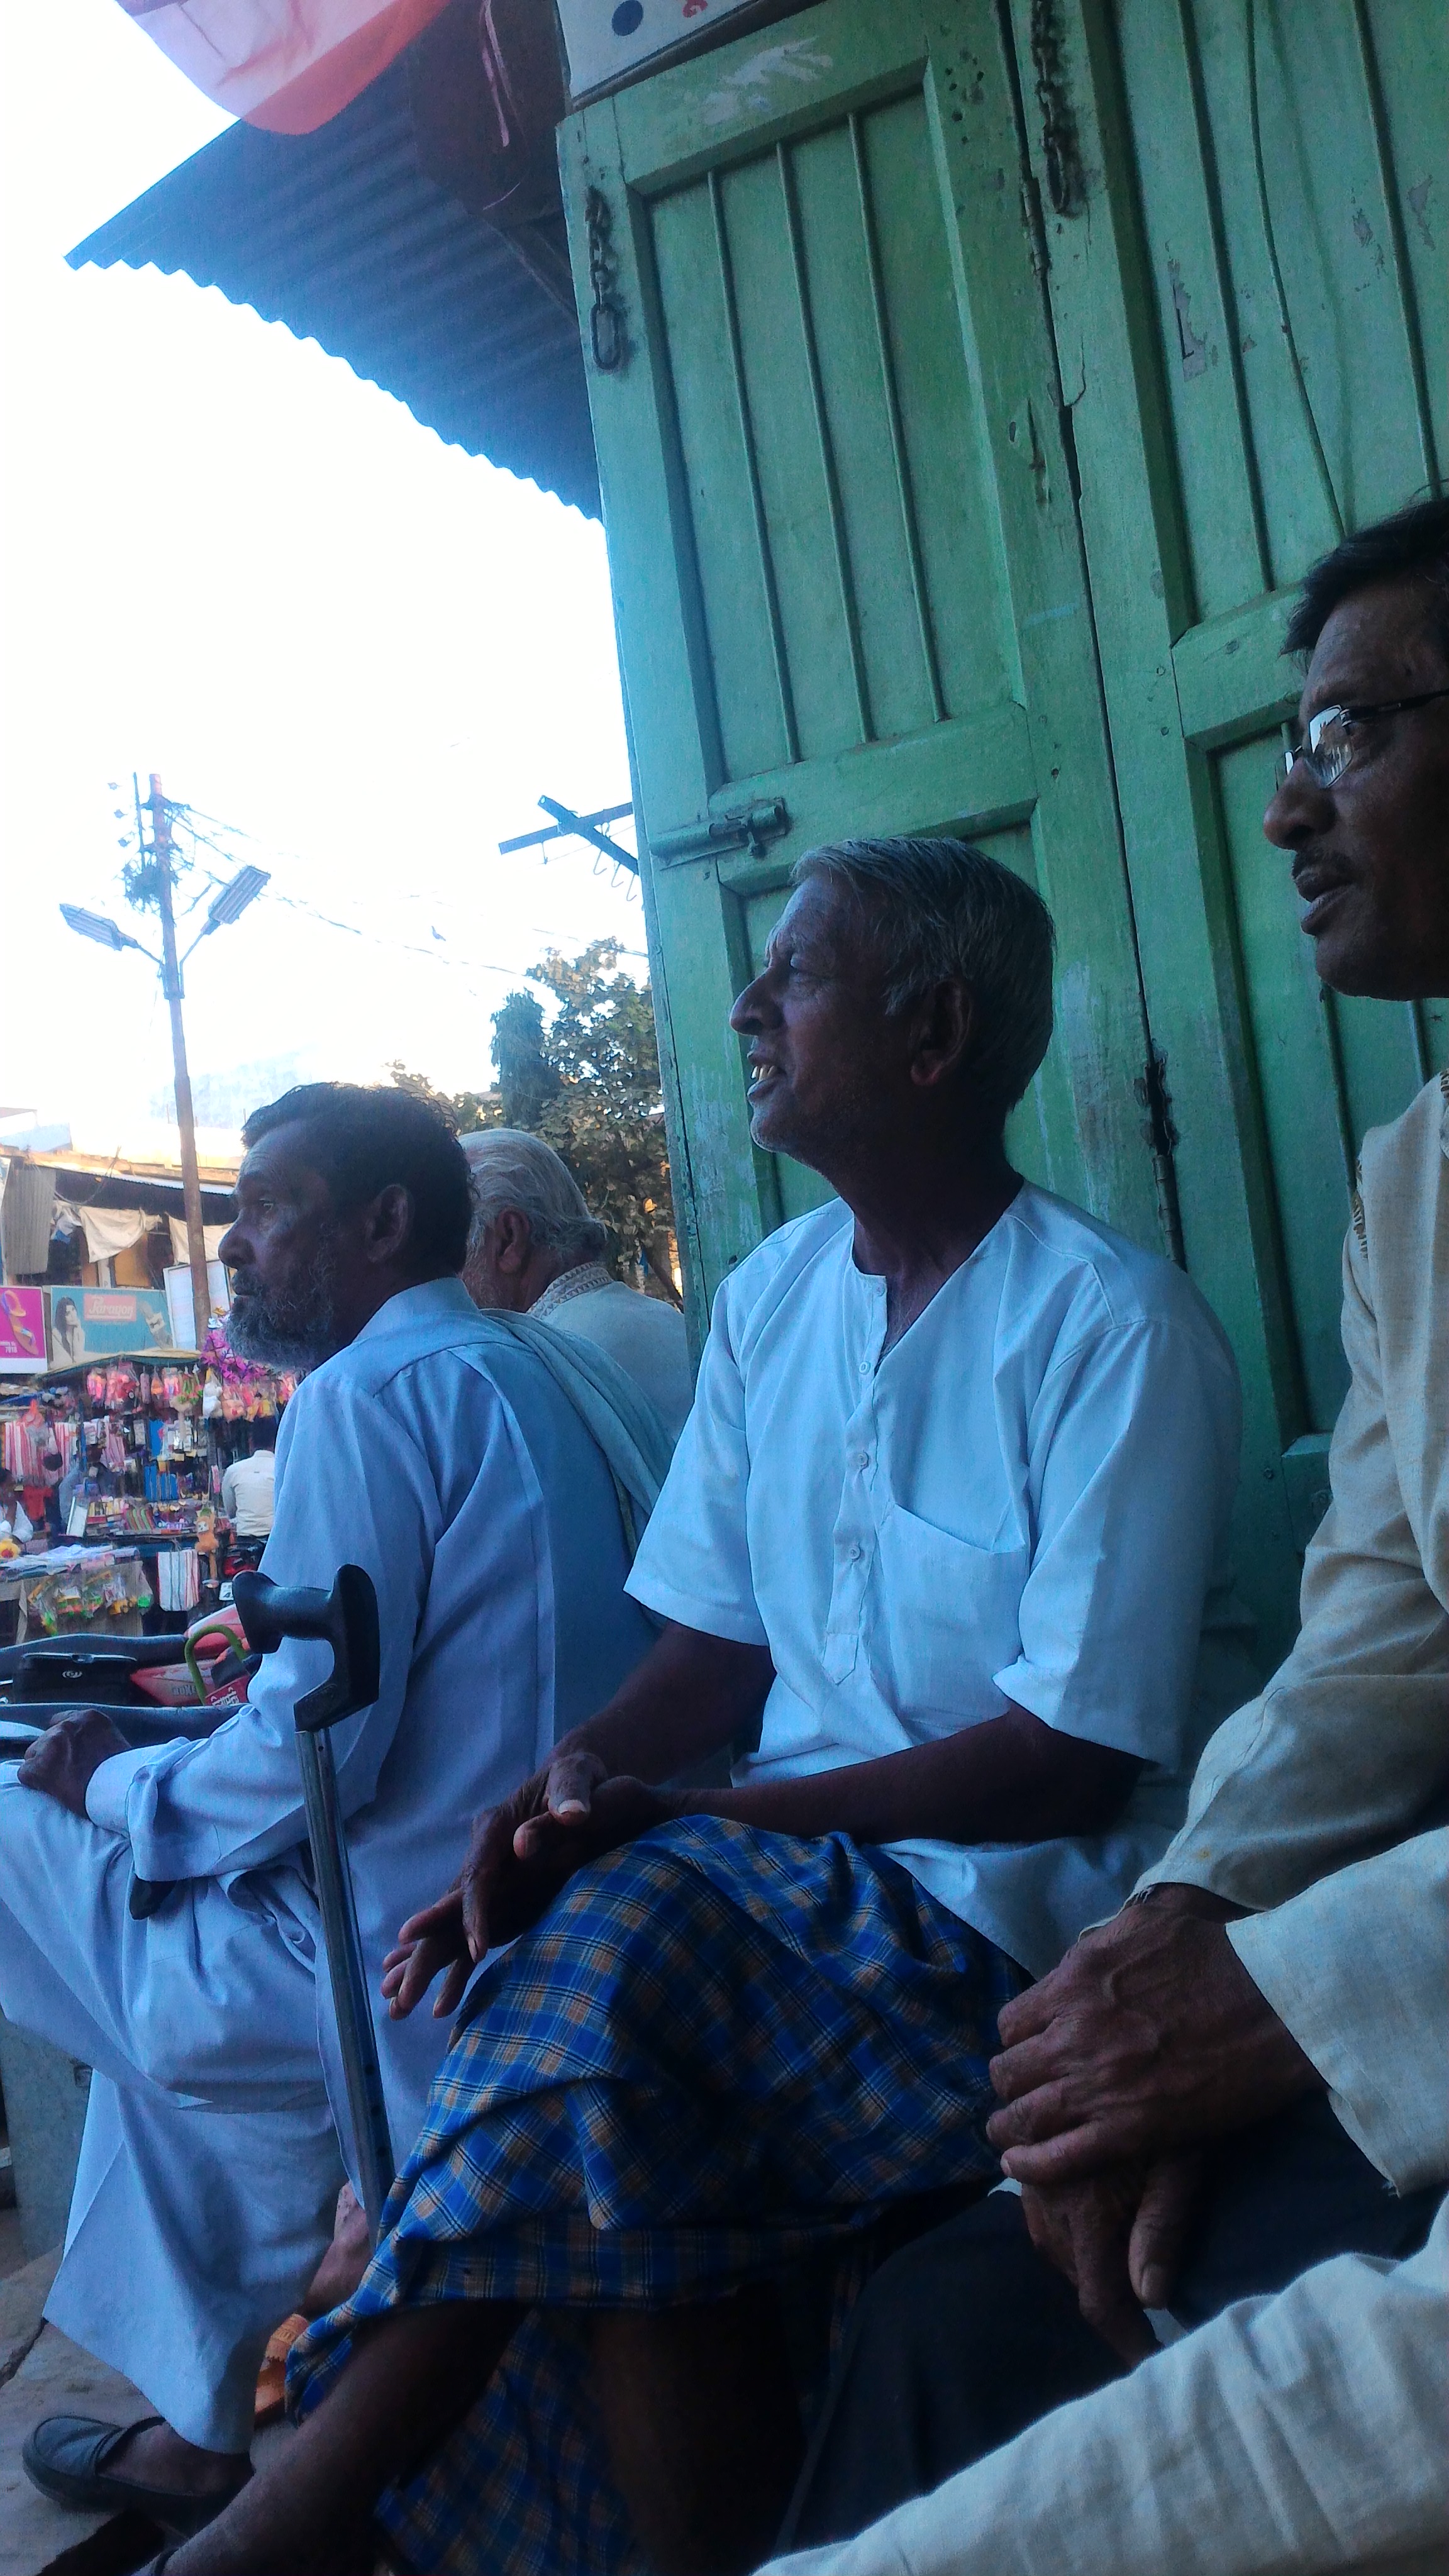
[0,1083,656,2545]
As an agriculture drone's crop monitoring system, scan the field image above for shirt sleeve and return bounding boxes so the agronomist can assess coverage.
[85,1367,445,1881]
[1225,1828,1448,2196]
[992,1315,1240,1765]
[625,1279,769,1647]
[1138,1221,1449,1910]
[220,1463,238,1517]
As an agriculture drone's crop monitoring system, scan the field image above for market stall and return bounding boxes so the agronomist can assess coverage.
[1,1330,292,1643]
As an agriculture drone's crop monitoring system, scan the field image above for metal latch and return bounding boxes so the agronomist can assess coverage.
[650,799,791,868]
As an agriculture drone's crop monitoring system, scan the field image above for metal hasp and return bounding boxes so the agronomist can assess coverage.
[233,1564,394,2241]
[650,800,791,869]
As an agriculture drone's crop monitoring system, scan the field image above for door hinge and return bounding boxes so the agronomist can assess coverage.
[650,799,791,869]
[1029,0,1085,219]
[1133,1047,1186,1269]
[585,186,627,372]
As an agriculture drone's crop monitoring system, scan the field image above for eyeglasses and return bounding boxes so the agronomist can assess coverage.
[1275,687,1449,790]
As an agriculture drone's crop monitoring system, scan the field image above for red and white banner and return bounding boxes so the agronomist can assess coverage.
[116,0,450,134]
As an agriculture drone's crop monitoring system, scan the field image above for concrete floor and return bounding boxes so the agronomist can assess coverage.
[0,2257,313,2576]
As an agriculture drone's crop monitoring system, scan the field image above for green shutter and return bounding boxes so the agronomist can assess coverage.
[562,0,1166,1351]
[1010,0,1445,1658]
[563,0,1445,1661]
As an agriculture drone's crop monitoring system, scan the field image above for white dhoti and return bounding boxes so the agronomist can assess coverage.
[0,1772,344,2451]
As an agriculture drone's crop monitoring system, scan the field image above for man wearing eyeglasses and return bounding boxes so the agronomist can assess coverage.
[769,494,1449,2576]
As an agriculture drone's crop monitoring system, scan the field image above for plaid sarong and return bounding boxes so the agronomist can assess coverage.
[290,1815,1021,2576]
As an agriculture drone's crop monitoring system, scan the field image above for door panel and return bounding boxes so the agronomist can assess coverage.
[563,0,1164,1343]
[1008,0,1445,1660]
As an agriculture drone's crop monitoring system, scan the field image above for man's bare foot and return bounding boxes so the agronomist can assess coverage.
[301,2184,372,2318]
[106,2419,250,2498]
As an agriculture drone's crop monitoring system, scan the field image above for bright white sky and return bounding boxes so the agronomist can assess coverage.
[0,1,639,1158]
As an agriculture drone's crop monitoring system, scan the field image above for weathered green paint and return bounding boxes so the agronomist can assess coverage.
[564,0,1446,1663]
[1015,0,1446,1662]
[562,0,1165,1356]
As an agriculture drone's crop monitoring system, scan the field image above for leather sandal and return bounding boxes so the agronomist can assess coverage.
[21,2413,249,2538]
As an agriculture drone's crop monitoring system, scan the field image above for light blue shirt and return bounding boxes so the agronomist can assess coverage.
[628,1191,1258,1976]
[88,1277,655,2134]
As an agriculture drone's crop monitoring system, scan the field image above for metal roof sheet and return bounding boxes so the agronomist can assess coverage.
[67,62,599,519]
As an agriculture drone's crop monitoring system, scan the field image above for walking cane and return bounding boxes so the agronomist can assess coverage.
[232,1564,396,2243]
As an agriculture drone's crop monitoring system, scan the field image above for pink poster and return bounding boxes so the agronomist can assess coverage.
[0,1285,48,1374]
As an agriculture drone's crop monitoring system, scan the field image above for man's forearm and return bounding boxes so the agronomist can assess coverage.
[673,1707,1141,1848]
[559,1624,775,1784]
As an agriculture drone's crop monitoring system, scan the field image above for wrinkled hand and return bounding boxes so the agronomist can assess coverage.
[1019,2153,1204,2363]
[382,1750,681,2020]
[17,1708,130,1818]
[986,1887,1321,2186]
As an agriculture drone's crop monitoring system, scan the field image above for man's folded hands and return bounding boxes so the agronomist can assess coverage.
[382,1748,681,2021]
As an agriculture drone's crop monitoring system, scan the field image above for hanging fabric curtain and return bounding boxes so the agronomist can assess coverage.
[168,1220,231,1267]
[79,1206,147,1266]
[116,0,450,133]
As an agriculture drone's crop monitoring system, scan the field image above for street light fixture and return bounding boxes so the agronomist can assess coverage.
[58,787,274,1346]
[58,904,152,957]
[197,863,270,940]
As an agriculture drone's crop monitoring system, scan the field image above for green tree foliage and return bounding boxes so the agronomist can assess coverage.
[389,941,677,1295]
[491,989,559,1132]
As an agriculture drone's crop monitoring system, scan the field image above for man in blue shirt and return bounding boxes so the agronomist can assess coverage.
[2,1082,653,2540]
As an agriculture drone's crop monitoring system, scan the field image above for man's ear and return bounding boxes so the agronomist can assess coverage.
[363,1182,415,1266]
[909,979,974,1090]
[492,1208,534,1276]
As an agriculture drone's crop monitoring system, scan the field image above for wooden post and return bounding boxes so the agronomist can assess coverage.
[150,774,211,1350]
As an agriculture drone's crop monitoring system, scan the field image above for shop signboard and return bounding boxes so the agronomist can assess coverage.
[557,0,768,101]
[48,1288,173,1364]
[0,1285,48,1374]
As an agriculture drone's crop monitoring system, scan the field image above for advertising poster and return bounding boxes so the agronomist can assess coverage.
[0,1285,48,1374]
[48,1288,174,1363]
[164,1262,233,1352]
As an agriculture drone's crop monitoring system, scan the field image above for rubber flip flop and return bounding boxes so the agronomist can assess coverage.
[21,2414,248,2538]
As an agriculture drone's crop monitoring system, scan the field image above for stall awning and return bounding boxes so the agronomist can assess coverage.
[67,57,599,518]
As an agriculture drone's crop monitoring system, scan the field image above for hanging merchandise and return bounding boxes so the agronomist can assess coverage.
[157,1548,201,1614]
[202,1367,222,1419]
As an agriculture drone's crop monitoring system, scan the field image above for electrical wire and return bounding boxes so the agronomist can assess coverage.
[165,801,645,984]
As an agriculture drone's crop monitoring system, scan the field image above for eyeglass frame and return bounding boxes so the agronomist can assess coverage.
[1275,686,1449,791]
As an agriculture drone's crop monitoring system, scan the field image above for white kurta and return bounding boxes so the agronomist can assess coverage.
[763,2199,1449,2576]
[532,1263,696,1447]
[627,1190,1255,1975]
[0,1278,655,2447]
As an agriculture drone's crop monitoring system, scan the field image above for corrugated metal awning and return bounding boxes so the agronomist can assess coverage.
[67,59,599,518]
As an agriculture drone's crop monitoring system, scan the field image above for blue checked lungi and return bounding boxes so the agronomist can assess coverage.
[289,1815,1023,2576]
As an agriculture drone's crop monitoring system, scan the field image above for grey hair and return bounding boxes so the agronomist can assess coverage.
[461,1128,607,1263]
[793,836,1056,1120]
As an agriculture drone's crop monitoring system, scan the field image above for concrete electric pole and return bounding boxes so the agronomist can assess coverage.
[60,780,270,1355]
[149,775,211,1350]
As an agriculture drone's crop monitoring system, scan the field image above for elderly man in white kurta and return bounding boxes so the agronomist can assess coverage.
[150,840,1255,2576]
[0,1082,653,2540]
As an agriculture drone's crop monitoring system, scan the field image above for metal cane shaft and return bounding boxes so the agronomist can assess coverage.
[296,1726,396,2241]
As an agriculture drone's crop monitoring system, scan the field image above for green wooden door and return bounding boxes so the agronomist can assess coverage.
[1007,0,1446,1660]
[560,0,1169,1351]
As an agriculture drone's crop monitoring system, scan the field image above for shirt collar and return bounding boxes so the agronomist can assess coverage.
[353,1275,479,1343]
